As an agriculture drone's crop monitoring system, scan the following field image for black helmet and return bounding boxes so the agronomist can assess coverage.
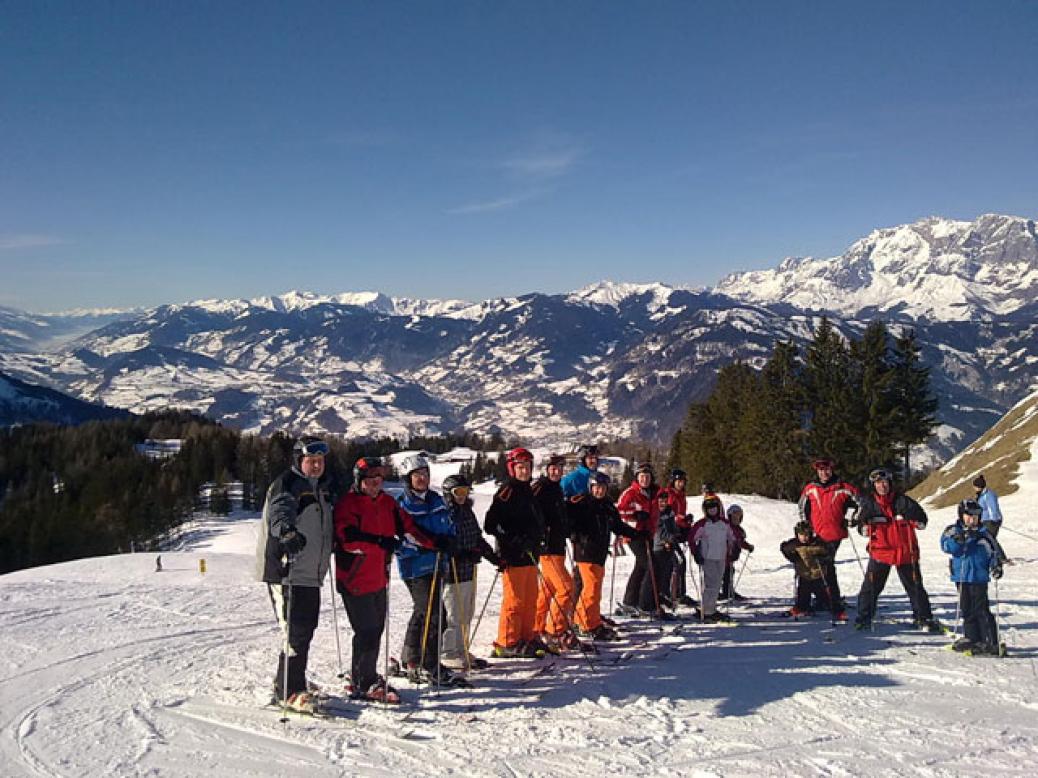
[293,435,328,470]
[868,468,893,484]
[578,444,600,466]
[545,453,567,469]
[670,468,687,483]
[957,499,983,520]
[635,462,654,479]
[353,455,385,486]
[442,473,471,493]
[589,471,611,491]
[703,495,722,513]
[795,520,814,538]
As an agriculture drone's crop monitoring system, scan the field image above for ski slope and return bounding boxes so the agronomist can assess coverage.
[2,480,1037,776]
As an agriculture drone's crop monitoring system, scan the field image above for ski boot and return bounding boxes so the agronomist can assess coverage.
[950,637,974,653]
[590,623,621,642]
[349,676,401,704]
[676,595,698,608]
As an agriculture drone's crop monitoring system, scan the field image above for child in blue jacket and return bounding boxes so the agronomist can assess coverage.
[940,498,1009,656]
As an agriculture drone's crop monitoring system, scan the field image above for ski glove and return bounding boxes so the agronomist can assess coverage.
[433,534,459,556]
[692,548,704,565]
[279,528,307,556]
[992,565,1003,580]
[376,535,401,552]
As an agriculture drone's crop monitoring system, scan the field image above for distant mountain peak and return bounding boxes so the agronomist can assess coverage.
[716,213,1037,320]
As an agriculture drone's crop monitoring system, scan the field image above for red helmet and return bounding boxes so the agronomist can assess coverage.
[506,447,534,477]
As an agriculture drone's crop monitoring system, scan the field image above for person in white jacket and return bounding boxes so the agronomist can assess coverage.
[689,495,736,622]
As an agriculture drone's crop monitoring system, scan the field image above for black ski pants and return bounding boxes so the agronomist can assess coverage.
[982,521,1000,539]
[339,586,387,691]
[959,582,998,646]
[653,547,675,605]
[795,575,833,613]
[671,545,688,600]
[402,573,446,671]
[856,558,933,625]
[623,539,663,611]
[268,584,320,700]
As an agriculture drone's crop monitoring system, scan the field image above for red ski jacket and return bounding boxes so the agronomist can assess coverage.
[617,483,659,539]
[798,477,859,543]
[855,491,928,567]
[333,489,434,596]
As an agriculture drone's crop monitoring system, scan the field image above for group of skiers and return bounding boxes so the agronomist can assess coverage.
[255,438,1012,715]
[790,458,1010,654]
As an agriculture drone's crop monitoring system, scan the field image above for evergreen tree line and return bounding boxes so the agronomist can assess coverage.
[667,319,938,501]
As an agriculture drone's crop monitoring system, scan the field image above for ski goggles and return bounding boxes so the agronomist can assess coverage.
[450,485,471,499]
[869,468,892,483]
[298,441,329,457]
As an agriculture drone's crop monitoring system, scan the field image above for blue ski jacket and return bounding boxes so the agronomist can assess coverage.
[976,488,1003,525]
[561,465,596,498]
[940,521,1006,584]
[395,488,454,580]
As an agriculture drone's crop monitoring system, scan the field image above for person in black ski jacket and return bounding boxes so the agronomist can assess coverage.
[533,454,578,651]
[441,473,503,670]
[569,472,643,641]
[254,435,334,714]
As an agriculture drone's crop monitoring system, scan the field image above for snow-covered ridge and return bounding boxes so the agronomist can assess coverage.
[183,290,482,320]
[716,213,1038,320]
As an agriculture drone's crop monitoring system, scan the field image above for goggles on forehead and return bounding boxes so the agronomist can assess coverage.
[299,441,329,457]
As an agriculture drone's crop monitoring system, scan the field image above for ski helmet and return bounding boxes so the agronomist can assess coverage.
[794,520,814,538]
[293,435,328,470]
[868,468,893,484]
[634,462,654,482]
[545,453,566,470]
[589,471,611,492]
[670,468,687,484]
[957,498,983,520]
[400,454,430,477]
[442,473,470,492]
[703,495,722,513]
[578,444,599,466]
[702,481,717,494]
[727,504,743,521]
[812,457,834,470]
[353,455,385,485]
[506,447,534,477]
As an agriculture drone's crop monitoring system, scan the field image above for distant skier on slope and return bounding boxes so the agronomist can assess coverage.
[941,499,1009,656]
[851,468,940,633]
[972,474,1004,539]
[254,435,334,715]
[798,457,858,619]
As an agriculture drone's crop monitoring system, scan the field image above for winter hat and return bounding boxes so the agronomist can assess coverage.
[794,520,814,538]
[972,474,987,491]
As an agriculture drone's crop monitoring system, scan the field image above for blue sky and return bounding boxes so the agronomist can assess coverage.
[2,1,1036,311]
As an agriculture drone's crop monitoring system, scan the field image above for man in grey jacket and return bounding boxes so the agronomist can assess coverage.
[255,435,334,713]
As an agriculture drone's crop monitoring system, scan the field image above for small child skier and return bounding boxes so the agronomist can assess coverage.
[653,488,681,611]
[780,520,843,620]
[720,504,754,601]
[690,495,736,622]
[940,498,1009,656]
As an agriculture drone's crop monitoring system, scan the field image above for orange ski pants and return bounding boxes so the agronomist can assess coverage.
[534,554,575,636]
[574,562,605,632]
[495,565,539,648]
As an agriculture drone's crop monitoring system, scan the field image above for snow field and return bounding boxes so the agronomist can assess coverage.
[2,482,1037,776]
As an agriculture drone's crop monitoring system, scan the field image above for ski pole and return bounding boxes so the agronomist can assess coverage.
[645,539,662,615]
[328,555,344,679]
[999,524,1038,544]
[436,564,444,695]
[699,567,707,622]
[279,556,295,723]
[608,545,618,617]
[450,558,472,674]
[994,576,1005,653]
[951,582,962,642]
[732,550,752,597]
[383,564,391,708]
[418,552,443,701]
[812,560,837,625]
[846,527,867,578]
[470,568,500,655]
[527,552,596,672]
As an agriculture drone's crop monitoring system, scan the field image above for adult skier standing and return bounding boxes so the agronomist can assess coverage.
[851,468,940,632]
[533,454,579,652]
[254,435,333,714]
[798,458,858,619]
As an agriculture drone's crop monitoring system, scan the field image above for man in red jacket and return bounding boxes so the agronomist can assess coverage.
[798,458,858,619]
[333,456,439,702]
[852,468,939,633]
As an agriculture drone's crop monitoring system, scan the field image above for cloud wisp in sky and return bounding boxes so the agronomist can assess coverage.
[446,189,548,215]
[0,234,67,251]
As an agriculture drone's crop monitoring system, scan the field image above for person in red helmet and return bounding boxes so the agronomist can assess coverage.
[484,447,548,658]
[797,457,859,618]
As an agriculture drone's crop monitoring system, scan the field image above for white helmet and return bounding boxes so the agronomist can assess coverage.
[726,504,743,521]
[400,454,430,477]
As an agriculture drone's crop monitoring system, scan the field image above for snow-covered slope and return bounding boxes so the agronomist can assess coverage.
[3,474,1036,775]
[717,214,1038,321]
[0,370,128,426]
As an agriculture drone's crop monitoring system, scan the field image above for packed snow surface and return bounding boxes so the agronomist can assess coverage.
[2,483,1037,776]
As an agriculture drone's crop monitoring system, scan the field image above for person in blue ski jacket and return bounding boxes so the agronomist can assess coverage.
[972,474,1004,538]
[940,498,1009,656]
[394,454,459,684]
[561,444,600,498]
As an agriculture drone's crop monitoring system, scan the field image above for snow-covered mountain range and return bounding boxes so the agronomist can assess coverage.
[0,214,1035,462]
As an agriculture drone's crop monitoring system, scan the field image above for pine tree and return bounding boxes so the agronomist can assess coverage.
[850,321,899,477]
[889,327,939,480]
[804,317,861,477]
